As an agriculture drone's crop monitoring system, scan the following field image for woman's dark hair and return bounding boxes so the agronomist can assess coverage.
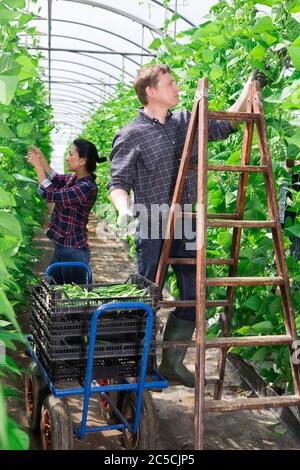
[73,138,105,181]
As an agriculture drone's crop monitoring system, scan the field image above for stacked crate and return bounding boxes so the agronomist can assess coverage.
[30,274,157,384]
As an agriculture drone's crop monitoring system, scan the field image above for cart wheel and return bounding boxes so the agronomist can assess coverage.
[25,361,49,433]
[121,390,159,450]
[97,379,125,424]
[40,395,73,450]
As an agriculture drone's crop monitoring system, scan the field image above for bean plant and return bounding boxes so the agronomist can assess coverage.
[0,0,53,449]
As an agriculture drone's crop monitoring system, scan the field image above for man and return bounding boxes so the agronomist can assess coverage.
[108,65,266,387]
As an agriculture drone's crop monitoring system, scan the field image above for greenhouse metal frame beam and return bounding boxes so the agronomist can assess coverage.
[41,58,122,82]
[44,69,115,97]
[54,112,87,123]
[50,88,99,102]
[21,34,141,68]
[50,97,95,111]
[49,83,103,100]
[43,69,117,88]
[43,80,116,85]
[21,33,140,67]
[42,78,114,100]
[53,107,90,118]
[33,17,153,53]
[62,0,163,35]
[29,46,155,57]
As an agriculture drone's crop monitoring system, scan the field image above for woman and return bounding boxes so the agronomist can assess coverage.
[28,138,104,284]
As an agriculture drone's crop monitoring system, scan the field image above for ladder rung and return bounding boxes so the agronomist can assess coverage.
[206,335,292,349]
[207,213,240,220]
[207,220,275,228]
[206,276,284,287]
[208,164,267,172]
[158,300,229,308]
[190,164,267,172]
[159,335,292,350]
[183,212,239,220]
[167,258,234,265]
[205,395,300,413]
[208,111,262,121]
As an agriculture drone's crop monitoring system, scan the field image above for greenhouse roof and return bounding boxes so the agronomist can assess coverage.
[21,0,216,147]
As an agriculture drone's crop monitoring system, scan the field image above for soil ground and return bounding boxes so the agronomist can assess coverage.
[5,213,300,450]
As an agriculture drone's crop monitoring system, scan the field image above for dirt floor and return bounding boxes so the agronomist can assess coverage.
[5,212,300,450]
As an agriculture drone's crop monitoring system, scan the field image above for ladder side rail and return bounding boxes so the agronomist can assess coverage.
[252,82,300,398]
[194,77,209,450]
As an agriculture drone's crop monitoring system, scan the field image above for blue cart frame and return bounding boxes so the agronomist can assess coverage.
[26,262,168,443]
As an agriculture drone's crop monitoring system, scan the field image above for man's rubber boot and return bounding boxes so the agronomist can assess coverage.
[158,312,195,388]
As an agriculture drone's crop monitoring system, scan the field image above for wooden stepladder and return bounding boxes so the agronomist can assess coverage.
[155,78,300,450]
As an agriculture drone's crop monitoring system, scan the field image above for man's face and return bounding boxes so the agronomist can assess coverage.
[147,72,180,108]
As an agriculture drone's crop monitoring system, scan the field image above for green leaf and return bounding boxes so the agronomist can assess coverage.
[148,38,162,51]
[0,6,18,25]
[285,223,300,237]
[4,417,29,450]
[0,122,15,139]
[210,64,223,80]
[0,211,22,240]
[249,44,266,61]
[288,0,300,13]
[255,0,281,5]
[0,189,16,209]
[0,289,20,334]
[171,12,181,22]
[202,49,214,63]
[0,236,20,257]
[252,347,268,361]
[12,173,38,185]
[288,35,300,71]
[252,321,274,333]
[261,32,277,46]
[253,16,274,34]
[3,0,25,8]
[0,76,19,105]
[16,122,34,138]
[0,56,21,76]
[243,295,262,311]
[15,55,37,81]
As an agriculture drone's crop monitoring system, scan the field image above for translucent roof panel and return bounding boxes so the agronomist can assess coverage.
[22,0,217,145]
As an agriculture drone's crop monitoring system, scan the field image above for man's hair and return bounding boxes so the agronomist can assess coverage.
[134,64,171,105]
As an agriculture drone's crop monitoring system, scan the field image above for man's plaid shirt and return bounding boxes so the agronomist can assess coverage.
[107,109,235,211]
[38,172,98,248]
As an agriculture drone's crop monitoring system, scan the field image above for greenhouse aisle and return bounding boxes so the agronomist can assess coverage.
[4,213,300,450]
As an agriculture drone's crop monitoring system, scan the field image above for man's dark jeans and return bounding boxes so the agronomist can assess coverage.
[135,225,196,322]
[49,243,91,285]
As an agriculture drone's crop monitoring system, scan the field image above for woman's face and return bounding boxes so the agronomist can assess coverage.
[66,145,86,171]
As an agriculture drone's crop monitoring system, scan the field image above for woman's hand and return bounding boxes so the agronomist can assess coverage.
[28,145,51,173]
[28,148,42,168]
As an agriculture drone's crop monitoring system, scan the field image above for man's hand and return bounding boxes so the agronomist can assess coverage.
[117,207,134,227]
[251,68,269,89]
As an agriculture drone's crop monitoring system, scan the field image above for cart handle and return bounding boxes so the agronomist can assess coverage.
[45,262,92,284]
[80,301,154,439]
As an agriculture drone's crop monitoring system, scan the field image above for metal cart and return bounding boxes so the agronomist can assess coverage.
[25,262,168,450]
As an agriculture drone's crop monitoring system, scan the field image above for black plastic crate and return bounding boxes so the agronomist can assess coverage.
[32,328,156,362]
[33,273,157,317]
[31,338,155,384]
[31,294,155,340]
